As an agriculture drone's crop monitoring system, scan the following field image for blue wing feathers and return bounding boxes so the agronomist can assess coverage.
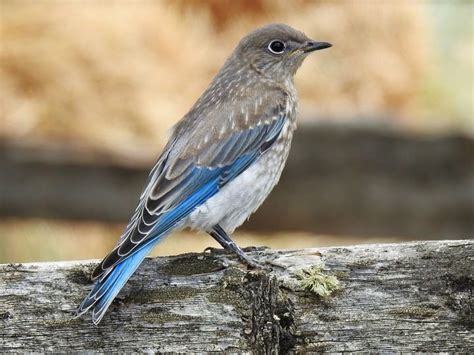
[78,114,286,323]
[77,167,224,323]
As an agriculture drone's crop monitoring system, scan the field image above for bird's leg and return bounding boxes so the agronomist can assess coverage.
[208,225,261,268]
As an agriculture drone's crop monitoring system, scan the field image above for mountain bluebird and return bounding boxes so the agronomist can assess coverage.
[77,23,331,324]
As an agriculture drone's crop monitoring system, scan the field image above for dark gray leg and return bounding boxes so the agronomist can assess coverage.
[208,224,260,268]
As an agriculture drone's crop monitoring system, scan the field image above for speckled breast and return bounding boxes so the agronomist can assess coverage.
[185,118,296,234]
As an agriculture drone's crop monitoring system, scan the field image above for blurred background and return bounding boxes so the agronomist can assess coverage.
[1,0,473,263]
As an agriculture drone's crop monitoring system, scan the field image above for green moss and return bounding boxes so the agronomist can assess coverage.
[141,307,195,323]
[389,306,437,318]
[296,265,340,298]
[207,287,247,314]
[66,264,95,285]
[206,267,249,313]
[159,254,223,276]
[220,267,248,288]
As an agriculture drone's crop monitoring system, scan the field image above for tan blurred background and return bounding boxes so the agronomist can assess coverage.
[1,0,473,263]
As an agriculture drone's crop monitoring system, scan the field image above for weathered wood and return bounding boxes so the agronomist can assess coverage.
[1,123,473,239]
[0,240,472,352]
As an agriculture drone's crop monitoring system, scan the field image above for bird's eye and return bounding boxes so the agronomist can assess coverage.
[268,40,285,54]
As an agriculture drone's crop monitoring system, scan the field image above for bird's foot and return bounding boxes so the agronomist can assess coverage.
[204,246,269,270]
[241,245,270,253]
[238,253,266,270]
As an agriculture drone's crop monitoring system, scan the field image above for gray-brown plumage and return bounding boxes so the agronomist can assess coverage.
[77,23,331,324]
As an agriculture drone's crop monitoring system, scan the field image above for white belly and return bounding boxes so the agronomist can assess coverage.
[184,121,294,233]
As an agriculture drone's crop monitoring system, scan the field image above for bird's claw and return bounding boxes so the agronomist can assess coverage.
[204,246,270,270]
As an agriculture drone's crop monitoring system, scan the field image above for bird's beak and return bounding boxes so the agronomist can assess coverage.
[301,41,332,53]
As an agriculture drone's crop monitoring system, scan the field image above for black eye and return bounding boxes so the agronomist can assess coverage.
[268,40,285,54]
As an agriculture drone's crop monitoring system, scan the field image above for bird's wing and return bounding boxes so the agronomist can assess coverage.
[92,90,290,280]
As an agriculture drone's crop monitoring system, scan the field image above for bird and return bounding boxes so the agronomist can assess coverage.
[76,23,331,324]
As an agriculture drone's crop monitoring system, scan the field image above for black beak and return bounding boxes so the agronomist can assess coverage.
[302,41,332,53]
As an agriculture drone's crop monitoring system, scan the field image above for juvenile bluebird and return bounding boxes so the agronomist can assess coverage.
[77,23,331,324]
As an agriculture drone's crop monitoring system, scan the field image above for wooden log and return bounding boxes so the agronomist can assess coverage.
[1,123,473,239]
[0,240,472,352]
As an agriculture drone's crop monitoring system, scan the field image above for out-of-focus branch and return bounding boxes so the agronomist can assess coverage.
[1,122,473,238]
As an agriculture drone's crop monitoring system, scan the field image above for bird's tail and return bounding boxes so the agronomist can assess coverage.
[76,240,156,324]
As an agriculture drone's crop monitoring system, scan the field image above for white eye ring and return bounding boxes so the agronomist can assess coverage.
[268,40,286,54]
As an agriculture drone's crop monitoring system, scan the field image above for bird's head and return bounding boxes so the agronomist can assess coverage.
[233,23,331,82]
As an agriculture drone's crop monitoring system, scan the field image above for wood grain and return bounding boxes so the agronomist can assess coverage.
[1,240,472,352]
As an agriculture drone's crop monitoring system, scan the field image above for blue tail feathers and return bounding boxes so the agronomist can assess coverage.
[77,240,156,324]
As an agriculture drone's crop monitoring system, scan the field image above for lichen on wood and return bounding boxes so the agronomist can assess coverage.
[295,264,340,297]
